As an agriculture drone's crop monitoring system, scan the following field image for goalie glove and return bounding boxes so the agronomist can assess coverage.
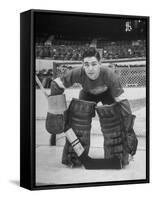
[46,94,69,134]
[117,99,138,156]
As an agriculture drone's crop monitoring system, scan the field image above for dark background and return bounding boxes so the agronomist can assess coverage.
[34,11,147,42]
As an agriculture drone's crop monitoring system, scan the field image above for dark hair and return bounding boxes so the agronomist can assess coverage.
[82,47,101,61]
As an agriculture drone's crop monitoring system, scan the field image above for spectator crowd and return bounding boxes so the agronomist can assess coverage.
[35,40,146,60]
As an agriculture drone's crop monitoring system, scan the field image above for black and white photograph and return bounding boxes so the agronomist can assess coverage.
[34,10,149,187]
[21,9,149,190]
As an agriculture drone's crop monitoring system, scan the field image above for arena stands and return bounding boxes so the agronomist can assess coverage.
[98,40,146,59]
[35,40,146,60]
[36,45,87,61]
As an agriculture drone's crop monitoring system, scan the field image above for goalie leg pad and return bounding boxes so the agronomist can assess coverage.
[96,103,129,166]
[62,99,96,167]
[62,139,82,166]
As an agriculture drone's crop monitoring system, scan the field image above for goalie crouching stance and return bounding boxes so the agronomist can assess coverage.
[46,47,138,169]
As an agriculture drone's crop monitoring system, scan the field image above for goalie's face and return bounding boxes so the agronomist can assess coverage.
[83,56,100,80]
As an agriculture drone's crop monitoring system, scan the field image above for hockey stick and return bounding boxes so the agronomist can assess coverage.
[35,75,48,99]
[65,129,122,169]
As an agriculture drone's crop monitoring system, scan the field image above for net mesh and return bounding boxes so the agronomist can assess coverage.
[53,62,146,88]
[115,66,146,87]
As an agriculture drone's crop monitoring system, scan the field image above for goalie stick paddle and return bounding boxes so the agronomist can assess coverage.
[65,129,122,169]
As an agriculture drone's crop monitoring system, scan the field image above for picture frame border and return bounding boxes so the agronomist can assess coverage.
[20,9,150,190]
